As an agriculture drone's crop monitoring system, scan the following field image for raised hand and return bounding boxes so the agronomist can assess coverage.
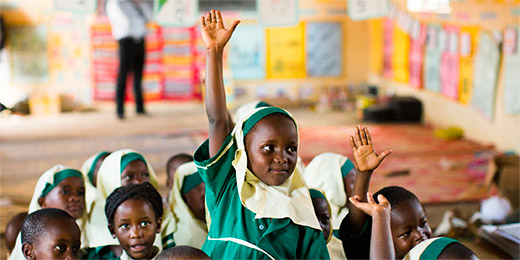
[349,125,391,172]
[200,10,240,51]
[349,193,391,217]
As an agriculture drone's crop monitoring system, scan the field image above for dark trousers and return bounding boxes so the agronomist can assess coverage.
[116,37,145,117]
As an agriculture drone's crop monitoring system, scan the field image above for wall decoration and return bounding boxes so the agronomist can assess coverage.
[306,22,342,77]
[347,0,389,21]
[8,25,48,83]
[230,24,265,80]
[154,0,198,27]
[266,23,306,78]
[471,31,499,119]
[503,26,520,115]
[54,0,96,13]
[440,25,460,100]
[258,0,299,27]
[423,24,442,93]
[458,26,479,105]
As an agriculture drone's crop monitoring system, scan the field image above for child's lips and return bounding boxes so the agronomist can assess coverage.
[130,244,147,252]
[269,169,289,174]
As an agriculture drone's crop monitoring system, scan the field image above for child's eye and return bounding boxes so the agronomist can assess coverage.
[54,244,65,252]
[120,223,129,229]
[72,245,80,254]
[287,146,297,153]
[124,175,133,180]
[399,231,411,238]
[60,190,70,195]
[140,221,149,227]
[262,145,274,152]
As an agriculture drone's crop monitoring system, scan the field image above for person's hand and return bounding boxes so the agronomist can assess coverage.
[349,193,391,217]
[200,10,240,51]
[349,125,391,172]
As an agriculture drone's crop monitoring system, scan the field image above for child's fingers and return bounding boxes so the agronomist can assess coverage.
[360,127,369,145]
[364,127,372,145]
[349,136,358,151]
[366,192,376,204]
[201,16,206,26]
[205,12,211,24]
[352,194,361,201]
[354,126,362,146]
[229,20,240,33]
[377,194,391,208]
[377,149,392,164]
[216,10,222,24]
[211,10,217,23]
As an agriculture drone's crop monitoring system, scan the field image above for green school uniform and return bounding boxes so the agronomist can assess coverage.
[194,136,330,259]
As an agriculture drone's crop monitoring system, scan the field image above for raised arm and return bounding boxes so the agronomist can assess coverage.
[348,125,391,234]
[349,193,394,260]
[200,10,240,157]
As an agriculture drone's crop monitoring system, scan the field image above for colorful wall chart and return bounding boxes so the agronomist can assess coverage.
[8,26,48,83]
[458,26,479,105]
[392,19,410,83]
[258,0,299,26]
[423,24,442,93]
[154,0,198,27]
[230,24,265,80]
[266,23,306,79]
[502,26,520,115]
[306,22,342,77]
[382,18,394,78]
[347,0,389,21]
[471,32,500,119]
[409,19,425,88]
[440,25,460,100]
[369,19,383,74]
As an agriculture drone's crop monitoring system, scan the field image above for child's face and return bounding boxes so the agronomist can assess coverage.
[390,200,432,258]
[110,199,161,259]
[39,177,85,219]
[92,153,109,187]
[245,115,298,186]
[23,218,81,260]
[121,160,150,186]
[182,183,206,223]
[166,159,191,190]
[311,197,332,242]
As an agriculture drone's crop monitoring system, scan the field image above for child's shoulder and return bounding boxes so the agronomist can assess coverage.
[81,245,118,260]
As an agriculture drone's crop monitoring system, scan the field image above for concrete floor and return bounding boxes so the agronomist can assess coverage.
[0,101,512,259]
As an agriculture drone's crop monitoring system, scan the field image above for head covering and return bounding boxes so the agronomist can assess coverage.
[168,161,208,248]
[233,100,271,123]
[10,165,88,260]
[303,153,354,230]
[231,106,320,230]
[86,149,159,248]
[309,188,333,243]
[404,237,458,260]
[80,151,110,215]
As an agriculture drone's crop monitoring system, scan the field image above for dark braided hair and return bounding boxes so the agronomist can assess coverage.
[373,186,421,211]
[105,182,163,225]
[21,208,76,244]
[166,153,193,173]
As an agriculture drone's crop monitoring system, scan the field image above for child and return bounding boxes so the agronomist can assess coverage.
[80,151,111,214]
[168,161,207,248]
[156,246,210,260]
[21,208,81,260]
[195,10,329,258]
[309,189,347,260]
[5,212,27,255]
[404,237,478,260]
[9,165,88,260]
[86,149,176,252]
[232,100,271,123]
[105,183,163,260]
[304,152,357,237]
[165,153,193,193]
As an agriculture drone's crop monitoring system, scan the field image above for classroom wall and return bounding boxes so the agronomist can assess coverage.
[369,0,520,153]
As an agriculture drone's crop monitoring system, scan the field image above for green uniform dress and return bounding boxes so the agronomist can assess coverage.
[194,135,330,259]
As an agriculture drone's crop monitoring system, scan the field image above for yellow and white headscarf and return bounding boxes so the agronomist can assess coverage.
[168,161,208,248]
[80,151,110,215]
[404,237,459,260]
[231,106,320,230]
[85,149,159,248]
[9,165,88,260]
[303,152,355,230]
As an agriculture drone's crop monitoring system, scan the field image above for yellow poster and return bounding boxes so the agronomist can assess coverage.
[392,24,410,83]
[369,19,383,74]
[266,23,306,79]
[459,26,480,104]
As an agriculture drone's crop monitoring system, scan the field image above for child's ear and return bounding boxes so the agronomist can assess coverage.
[156,217,162,233]
[37,197,45,207]
[107,224,116,238]
[22,242,35,260]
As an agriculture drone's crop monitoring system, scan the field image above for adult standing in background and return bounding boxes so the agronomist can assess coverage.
[106,0,153,119]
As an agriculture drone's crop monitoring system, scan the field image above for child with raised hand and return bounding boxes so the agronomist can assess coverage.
[195,9,329,259]
[21,208,81,260]
[9,165,88,260]
[309,189,347,260]
[168,161,207,248]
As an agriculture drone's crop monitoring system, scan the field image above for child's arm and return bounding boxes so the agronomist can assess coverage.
[348,125,391,234]
[200,10,240,157]
[349,193,394,260]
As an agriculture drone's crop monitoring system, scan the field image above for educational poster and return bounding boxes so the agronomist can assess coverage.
[154,0,198,27]
[458,26,479,105]
[369,19,383,74]
[230,24,265,80]
[162,26,197,100]
[8,26,48,83]
[258,0,299,27]
[423,24,442,93]
[409,19,425,88]
[440,25,460,100]
[54,0,96,13]
[306,22,342,77]
[471,32,500,119]
[392,22,410,83]
[266,23,306,79]
[382,18,394,78]
[347,0,389,21]
[502,26,520,115]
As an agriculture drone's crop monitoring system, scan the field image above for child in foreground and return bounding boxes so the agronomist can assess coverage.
[21,208,81,260]
[195,9,329,259]
[156,246,210,260]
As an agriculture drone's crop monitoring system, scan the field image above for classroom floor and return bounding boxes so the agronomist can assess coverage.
[0,101,512,259]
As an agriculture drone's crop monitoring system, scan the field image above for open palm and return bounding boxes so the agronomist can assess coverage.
[349,125,391,172]
[201,10,240,50]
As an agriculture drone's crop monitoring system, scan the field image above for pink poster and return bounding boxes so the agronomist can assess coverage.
[440,25,460,100]
[409,20,426,88]
[383,18,394,78]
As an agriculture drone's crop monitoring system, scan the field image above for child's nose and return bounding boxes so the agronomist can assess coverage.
[130,226,144,238]
[273,151,287,164]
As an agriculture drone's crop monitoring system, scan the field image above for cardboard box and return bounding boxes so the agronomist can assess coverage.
[486,155,520,208]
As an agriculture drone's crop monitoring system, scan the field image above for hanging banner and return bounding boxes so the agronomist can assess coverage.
[382,18,394,78]
[503,26,520,115]
[266,23,306,78]
[392,20,410,83]
[230,24,265,80]
[154,0,198,27]
[306,22,342,77]
[369,19,384,74]
[458,26,479,105]
[347,0,389,21]
[424,24,442,92]
[409,19,426,88]
[440,25,460,100]
[258,0,299,27]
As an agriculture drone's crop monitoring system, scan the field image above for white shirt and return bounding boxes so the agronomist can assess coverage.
[106,0,153,40]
